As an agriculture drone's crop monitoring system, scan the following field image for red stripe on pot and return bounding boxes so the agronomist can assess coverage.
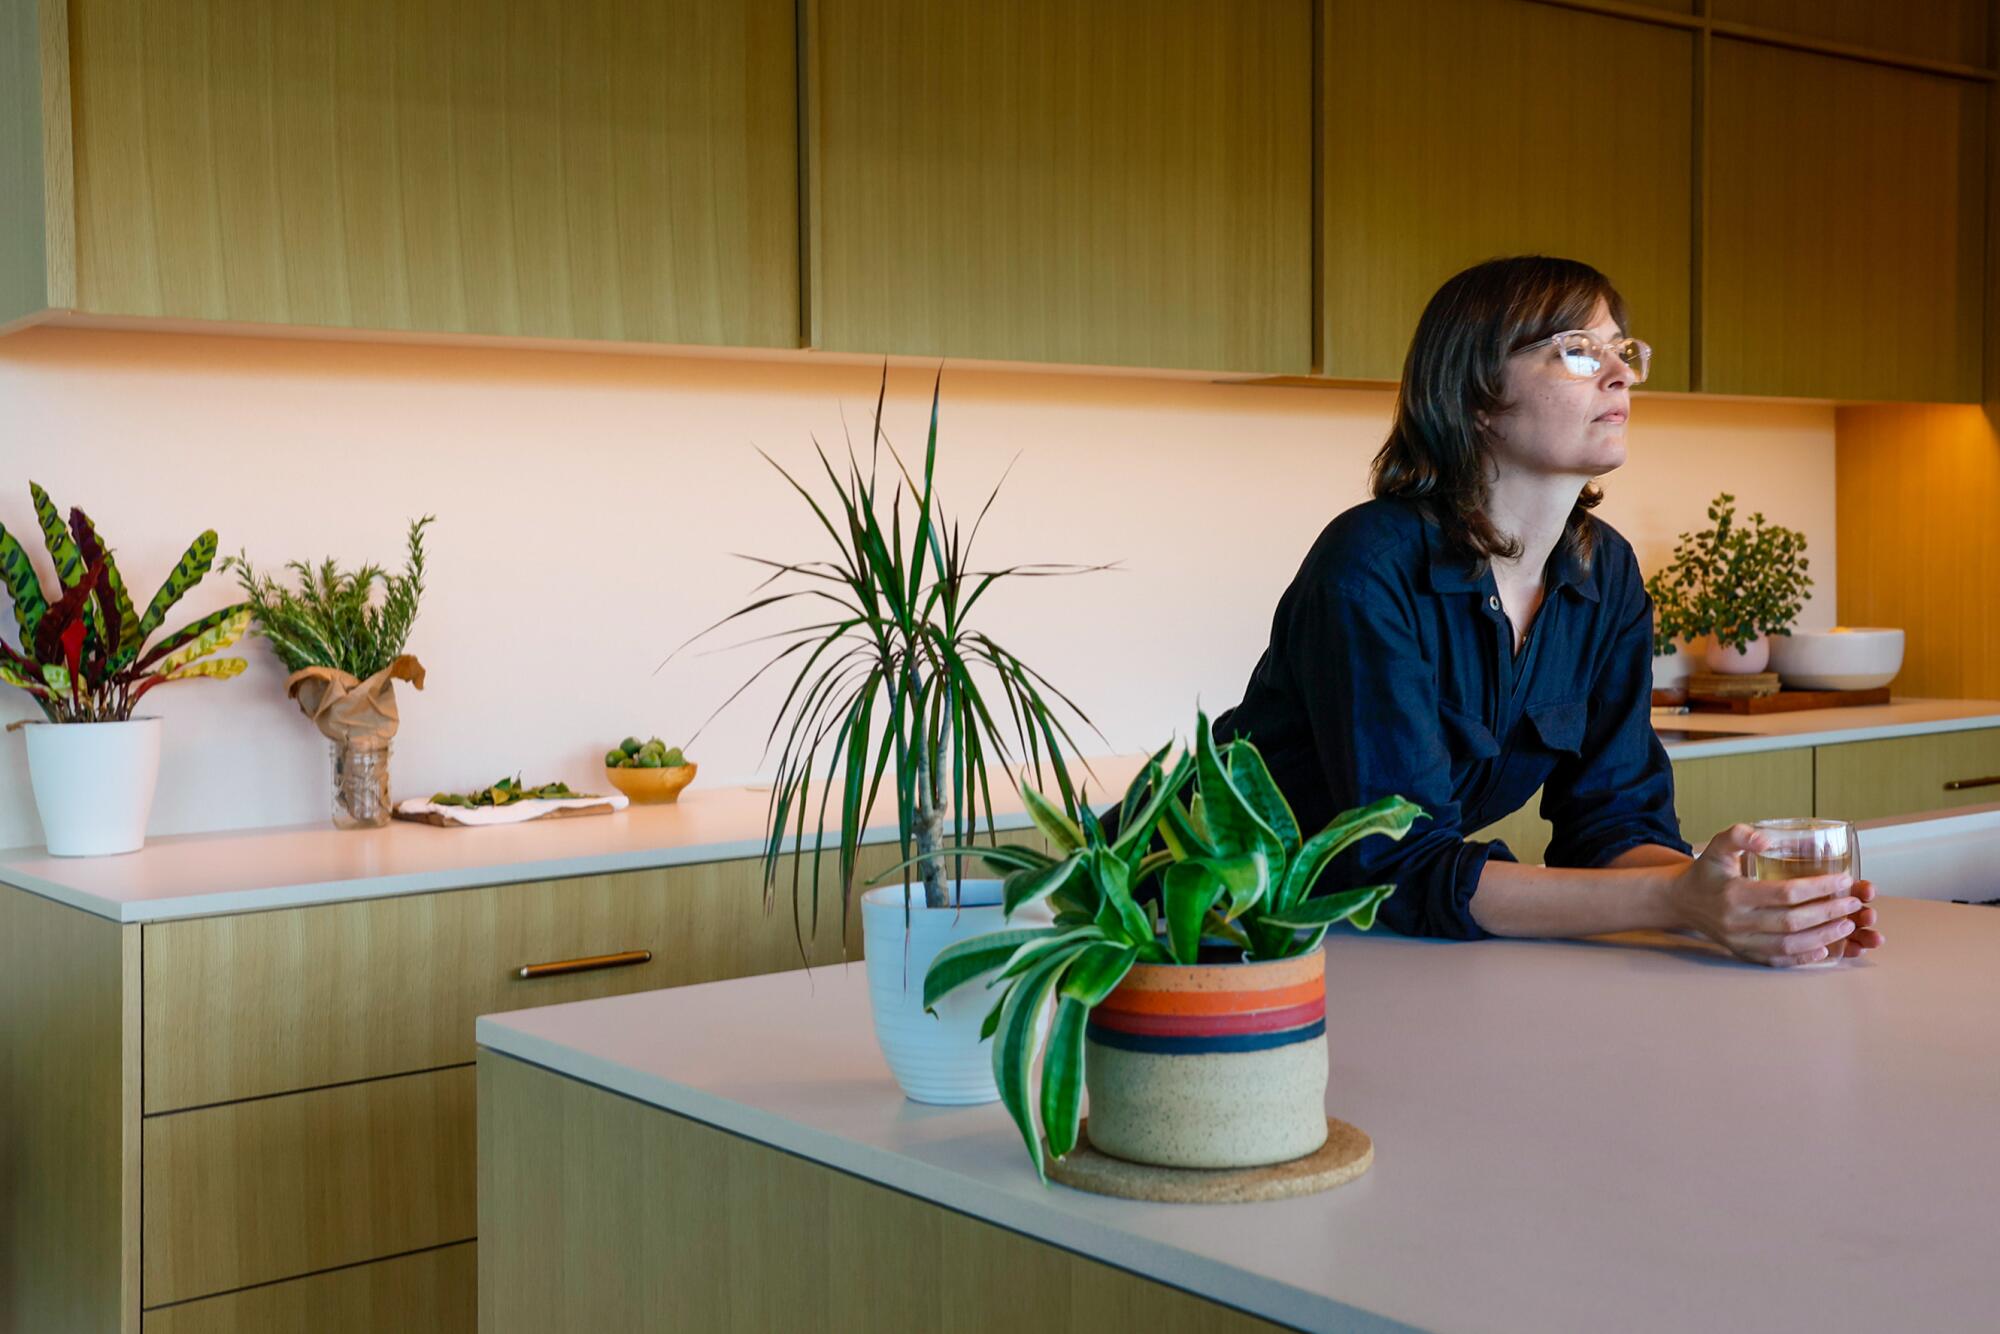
[1086,996,1327,1038]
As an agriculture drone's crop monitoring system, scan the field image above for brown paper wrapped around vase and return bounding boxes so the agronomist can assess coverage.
[286,656,425,830]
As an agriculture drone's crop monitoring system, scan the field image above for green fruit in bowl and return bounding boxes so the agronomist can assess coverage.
[620,737,642,757]
[664,747,685,767]
[636,751,664,769]
[604,749,626,768]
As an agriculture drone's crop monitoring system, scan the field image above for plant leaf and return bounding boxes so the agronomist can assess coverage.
[151,607,251,674]
[136,530,219,646]
[1162,861,1226,964]
[1040,996,1089,1160]
[1194,709,1282,862]
[1225,738,1300,856]
[1278,795,1425,912]
[1021,784,1084,855]
[921,927,1057,1013]
[1001,853,1084,918]
[29,484,84,587]
[991,947,1076,1182]
[1259,883,1397,932]
[0,524,49,644]
[158,656,249,684]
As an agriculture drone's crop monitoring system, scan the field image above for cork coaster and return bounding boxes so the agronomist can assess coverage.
[1047,1118,1372,1204]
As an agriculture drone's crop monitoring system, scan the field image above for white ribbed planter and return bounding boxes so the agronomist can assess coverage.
[21,717,163,857]
[861,880,1048,1106]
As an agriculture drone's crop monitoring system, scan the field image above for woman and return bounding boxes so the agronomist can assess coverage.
[1213,257,1882,966]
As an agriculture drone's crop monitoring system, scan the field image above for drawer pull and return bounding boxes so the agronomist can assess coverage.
[515,949,652,980]
[1943,776,2000,792]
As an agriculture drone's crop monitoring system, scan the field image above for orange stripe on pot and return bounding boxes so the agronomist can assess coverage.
[1105,950,1324,995]
[1088,996,1327,1038]
[1095,975,1324,1018]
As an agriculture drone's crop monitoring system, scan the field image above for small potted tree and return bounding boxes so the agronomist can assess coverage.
[678,369,1108,1105]
[1,484,251,855]
[1645,492,1812,675]
[919,711,1420,1180]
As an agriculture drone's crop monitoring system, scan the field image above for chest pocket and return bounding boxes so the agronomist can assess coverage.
[1437,703,1500,761]
[1526,699,1587,756]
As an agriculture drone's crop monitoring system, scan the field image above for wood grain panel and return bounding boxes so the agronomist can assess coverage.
[0,887,140,1334]
[478,1052,1287,1333]
[143,837,1027,1112]
[1710,0,1988,68]
[1814,729,2000,824]
[0,0,62,324]
[1671,749,1815,850]
[141,1243,474,1334]
[1323,0,1694,387]
[143,1067,474,1308]
[1835,404,2000,699]
[813,0,1312,373]
[67,0,799,346]
[1704,40,1986,401]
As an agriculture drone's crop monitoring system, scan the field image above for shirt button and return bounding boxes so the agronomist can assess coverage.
[1487,595,1500,611]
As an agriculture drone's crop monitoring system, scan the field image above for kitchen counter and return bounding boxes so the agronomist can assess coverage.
[477,898,2000,1333]
[7,699,2000,923]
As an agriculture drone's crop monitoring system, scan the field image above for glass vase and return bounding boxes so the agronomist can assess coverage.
[331,739,393,830]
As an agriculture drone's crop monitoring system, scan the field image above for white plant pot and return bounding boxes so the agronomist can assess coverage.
[1702,635,1770,675]
[861,879,1050,1106]
[21,717,163,857]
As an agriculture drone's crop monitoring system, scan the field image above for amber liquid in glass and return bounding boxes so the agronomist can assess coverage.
[1752,850,1854,958]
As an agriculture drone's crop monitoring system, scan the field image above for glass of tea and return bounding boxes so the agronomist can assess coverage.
[1751,818,1859,963]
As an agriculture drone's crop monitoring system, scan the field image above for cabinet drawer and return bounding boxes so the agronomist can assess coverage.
[142,840,942,1112]
[1815,728,2000,823]
[142,1241,474,1334]
[144,1067,474,1308]
[1672,750,1815,853]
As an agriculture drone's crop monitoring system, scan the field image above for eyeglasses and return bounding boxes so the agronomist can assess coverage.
[1516,330,1651,384]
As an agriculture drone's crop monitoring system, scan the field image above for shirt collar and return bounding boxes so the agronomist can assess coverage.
[1421,515,1601,602]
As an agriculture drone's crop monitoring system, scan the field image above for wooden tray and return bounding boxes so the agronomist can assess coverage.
[1046,1117,1372,1204]
[1689,685,1891,715]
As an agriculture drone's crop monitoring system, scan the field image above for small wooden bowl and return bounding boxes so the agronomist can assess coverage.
[604,761,697,804]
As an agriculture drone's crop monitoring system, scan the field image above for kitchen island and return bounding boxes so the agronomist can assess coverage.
[477,898,2000,1334]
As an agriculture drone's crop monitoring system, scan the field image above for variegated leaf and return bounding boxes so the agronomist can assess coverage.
[152,608,251,674]
[0,525,48,642]
[161,657,248,683]
[137,531,220,644]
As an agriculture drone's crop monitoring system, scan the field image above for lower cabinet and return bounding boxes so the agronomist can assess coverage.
[3,833,1039,1332]
[1814,729,2000,823]
[1474,747,1818,865]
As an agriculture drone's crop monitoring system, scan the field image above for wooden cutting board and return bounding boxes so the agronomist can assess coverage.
[1689,685,1891,715]
[391,800,621,828]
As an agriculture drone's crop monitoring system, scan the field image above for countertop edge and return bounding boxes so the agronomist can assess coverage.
[472,1021,1407,1334]
[1658,709,2000,759]
[3,812,1040,924]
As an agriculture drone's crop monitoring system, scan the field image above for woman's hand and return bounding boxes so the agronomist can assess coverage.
[1668,824,1885,967]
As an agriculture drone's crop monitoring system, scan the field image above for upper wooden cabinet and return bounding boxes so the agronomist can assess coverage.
[8,0,800,347]
[1322,0,1694,388]
[1704,40,1986,402]
[810,0,1313,374]
[1712,0,1990,69]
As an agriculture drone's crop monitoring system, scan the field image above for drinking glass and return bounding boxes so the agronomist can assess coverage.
[1751,818,1859,963]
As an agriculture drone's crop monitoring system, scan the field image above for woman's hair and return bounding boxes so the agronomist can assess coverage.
[1369,255,1628,572]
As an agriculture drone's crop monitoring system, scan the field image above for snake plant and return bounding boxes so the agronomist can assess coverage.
[670,367,1110,951]
[915,710,1422,1180]
[0,483,250,723]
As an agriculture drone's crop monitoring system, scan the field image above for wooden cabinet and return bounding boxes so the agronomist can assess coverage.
[4,832,1030,1330]
[1815,729,2000,822]
[1711,0,1989,69]
[7,0,800,346]
[1472,747,1814,865]
[810,0,1312,374]
[1322,0,1694,387]
[1704,40,1986,402]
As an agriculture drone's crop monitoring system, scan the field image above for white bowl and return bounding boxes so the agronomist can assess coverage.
[1767,628,1904,691]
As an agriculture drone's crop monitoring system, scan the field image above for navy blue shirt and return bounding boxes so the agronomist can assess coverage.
[1214,497,1690,940]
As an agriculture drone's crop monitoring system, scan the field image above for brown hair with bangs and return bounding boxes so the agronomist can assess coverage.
[1370,255,1628,573]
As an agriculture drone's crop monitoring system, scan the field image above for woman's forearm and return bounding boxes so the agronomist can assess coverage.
[1468,854,1689,938]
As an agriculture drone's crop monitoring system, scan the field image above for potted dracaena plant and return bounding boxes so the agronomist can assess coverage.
[1645,492,1812,675]
[672,368,1109,1106]
[918,711,1421,1181]
[0,484,251,856]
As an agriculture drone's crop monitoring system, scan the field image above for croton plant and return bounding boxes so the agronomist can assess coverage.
[911,710,1423,1178]
[0,483,251,723]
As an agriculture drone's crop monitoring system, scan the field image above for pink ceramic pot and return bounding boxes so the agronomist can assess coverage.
[1702,635,1770,674]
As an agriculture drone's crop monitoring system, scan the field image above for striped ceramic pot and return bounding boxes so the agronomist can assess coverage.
[1083,948,1328,1169]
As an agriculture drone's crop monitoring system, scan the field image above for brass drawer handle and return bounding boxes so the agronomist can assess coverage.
[515,949,653,980]
[1943,776,2000,792]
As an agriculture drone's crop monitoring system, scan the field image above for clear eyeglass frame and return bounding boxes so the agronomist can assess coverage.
[1516,330,1652,384]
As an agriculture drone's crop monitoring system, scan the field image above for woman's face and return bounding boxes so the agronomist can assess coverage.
[1483,299,1633,482]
